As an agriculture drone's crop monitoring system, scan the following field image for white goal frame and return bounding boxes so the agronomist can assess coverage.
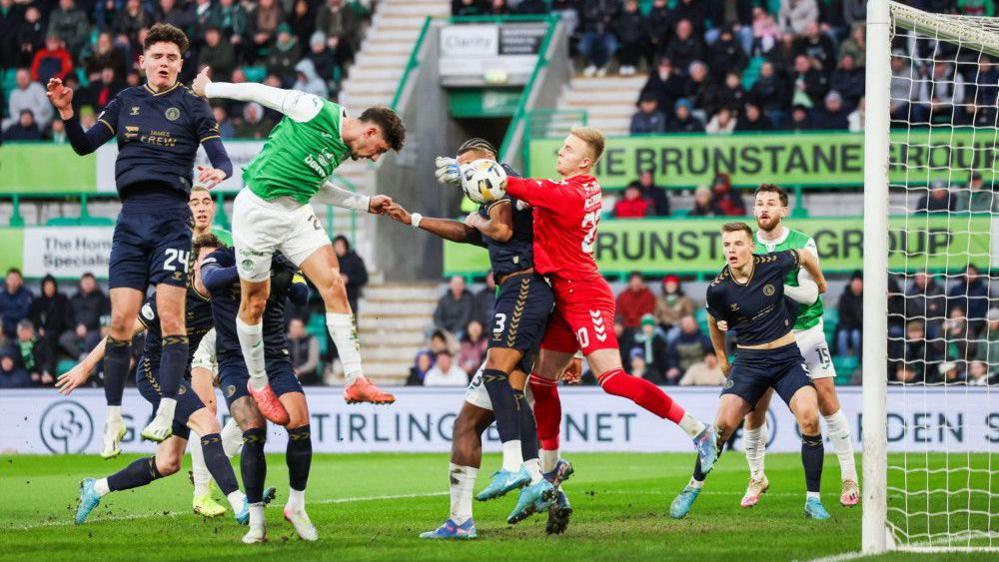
[863,0,999,554]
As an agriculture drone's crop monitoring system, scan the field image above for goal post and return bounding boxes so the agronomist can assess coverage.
[864,0,999,554]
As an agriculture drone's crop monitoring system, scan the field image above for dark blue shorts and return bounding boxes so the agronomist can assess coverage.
[488,273,554,352]
[218,355,305,409]
[134,355,205,440]
[722,342,814,409]
[109,195,193,290]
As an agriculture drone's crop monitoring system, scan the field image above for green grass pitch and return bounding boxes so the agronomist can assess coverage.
[0,451,988,561]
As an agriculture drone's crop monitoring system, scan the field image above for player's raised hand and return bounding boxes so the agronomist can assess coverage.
[46,78,74,116]
[434,156,460,185]
[197,165,227,189]
[385,203,412,225]
[716,320,729,332]
[561,357,583,384]
[192,66,212,98]
[463,212,483,229]
[368,194,393,214]
[55,364,91,396]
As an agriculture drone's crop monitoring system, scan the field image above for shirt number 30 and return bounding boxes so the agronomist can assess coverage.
[581,211,599,254]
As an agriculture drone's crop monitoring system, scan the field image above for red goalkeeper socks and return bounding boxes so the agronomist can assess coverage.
[597,369,685,423]
[529,374,561,450]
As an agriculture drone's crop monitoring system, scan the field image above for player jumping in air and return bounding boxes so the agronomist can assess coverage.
[48,24,233,452]
[669,223,832,521]
[200,241,316,543]
[383,138,571,536]
[57,235,253,529]
[190,67,402,423]
[491,128,718,518]
[735,184,859,509]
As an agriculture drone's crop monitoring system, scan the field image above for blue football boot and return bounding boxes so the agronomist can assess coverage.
[693,425,719,475]
[669,485,702,519]
[507,480,556,524]
[235,487,276,525]
[75,478,102,525]
[804,497,832,520]
[542,459,575,486]
[419,518,477,539]
[476,467,530,501]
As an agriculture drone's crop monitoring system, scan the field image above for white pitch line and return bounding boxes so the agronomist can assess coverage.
[7,491,449,531]
[798,551,869,562]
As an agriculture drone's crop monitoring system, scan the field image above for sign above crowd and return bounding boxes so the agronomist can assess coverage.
[444,216,998,277]
[438,23,548,86]
[528,129,998,189]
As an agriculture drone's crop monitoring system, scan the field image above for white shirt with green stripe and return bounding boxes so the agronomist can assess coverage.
[754,226,824,332]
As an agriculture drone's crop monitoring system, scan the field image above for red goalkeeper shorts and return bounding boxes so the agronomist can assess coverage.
[540,274,619,355]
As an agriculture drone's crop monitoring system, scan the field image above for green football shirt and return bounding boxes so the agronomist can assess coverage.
[755,228,823,331]
[243,99,351,205]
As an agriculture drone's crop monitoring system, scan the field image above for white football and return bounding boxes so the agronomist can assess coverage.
[460,159,508,204]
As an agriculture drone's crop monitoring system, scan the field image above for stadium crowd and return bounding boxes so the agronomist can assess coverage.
[0,0,372,140]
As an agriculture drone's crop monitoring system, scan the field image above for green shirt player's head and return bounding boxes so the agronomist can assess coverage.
[753,183,790,235]
[344,106,406,162]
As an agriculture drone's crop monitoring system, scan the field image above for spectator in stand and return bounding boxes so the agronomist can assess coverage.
[968,359,998,385]
[710,173,746,215]
[837,271,863,357]
[306,31,338,94]
[0,346,31,389]
[838,22,867,68]
[288,0,317,49]
[948,264,991,336]
[668,98,704,132]
[919,61,966,123]
[86,67,125,113]
[812,90,850,129]
[751,5,781,55]
[669,0,707,36]
[235,102,275,139]
[213,106,234,139]
[61,272,108,359]
[317,0,360,65]
[689,186,715,216]
[942,306,974,374]
[550,0,581,36]
[704,71,745,118]
[628,168,670,216]
[1,268,32,341]
[895,319,944,383]
[193,0,222,38]
[48,0,90,56]
[843,0,867,27]
[848,96,865,132]
[967,54,999,126]
[15,5,46,69]
[30,34,73,83]
[407,350,434,386]
[679,351,726,386]
[956,172,996,212]
[790,54,830,109]
[916,180,956,213]
[333,235,368,315]
[422,349,468,386]
[17,319,51,386]
[665,19,705,73]
[654,274,695,341]
[200,26,236,79]
[705,107,737,134]
[648,0,671,59]
[155,0,196,36]
[29,274,71,378]
[749,61,787,126]
[614,317,636,372]
[792,21,836,75]
[736,102,772,131]
[831,54,865,107]
[457,320,487,376]
[615,0,648,76]
[267,24,301,86]
[632,313,670,383]
[3,69,51,133]
[629,349,649,380]
[474,271,496,328]
[788,104,812,130]
[434,276,476,335]
[0,0,17,69]
[641,57,688,121]
[630,95,667,135]
[708,27,748,81]
[86,33,127,82]
[683,61,712,118]
[452,0,483,17]
[905,271,947,340]
[616,271,657,329]
[287,317,319,385]
[115,0,153,48]
[578,0,619,77]
[971,308,999,374]
[48,118,67,143]
[778,0,818,37]
[614,184,652,218]
[3,109,43,140]
[292,58,329,99]
[249,0,284,56]
[666,315,712,384]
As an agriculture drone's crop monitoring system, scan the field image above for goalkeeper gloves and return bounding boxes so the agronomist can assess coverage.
[434,156,461,185]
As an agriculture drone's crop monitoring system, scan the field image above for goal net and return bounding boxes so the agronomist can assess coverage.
[864,0,999,553]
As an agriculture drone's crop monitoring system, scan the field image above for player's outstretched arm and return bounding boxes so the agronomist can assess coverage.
[463,200,513,242]
[707,316,731,376]
[796,250,827,294]
[48,78,115,155]
[785,268,819,305]
[55,319,146,395]
[384,203,484,245]
[503,176,579,210]
[312,181,392,213]
[194,67,320,123]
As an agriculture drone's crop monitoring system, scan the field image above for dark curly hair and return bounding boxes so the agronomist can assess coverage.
[359,106,405,152]
[144,23,190,54]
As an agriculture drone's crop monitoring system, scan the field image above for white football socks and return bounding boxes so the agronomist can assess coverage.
[524,458,543,484]
[679,412,706,439]
[190,431,210,497]
[540,449,560,474]
[221,417,243,458]
[287,488,305,512]
[156,397,177,420]
[326,313,363,386]
[743,423,767,480]
[227,490,247,513]
[235,316,267,390]
[823,410,858,482]
[94,477,110,497]
[449,463,477,525]
[248,502,265,530]
[501,440,523,472]
[107,405,122,422]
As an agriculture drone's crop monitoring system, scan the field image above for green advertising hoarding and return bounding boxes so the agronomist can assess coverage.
[528,130,996,189]
[444,216,996,276]
[0,144,97,192]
